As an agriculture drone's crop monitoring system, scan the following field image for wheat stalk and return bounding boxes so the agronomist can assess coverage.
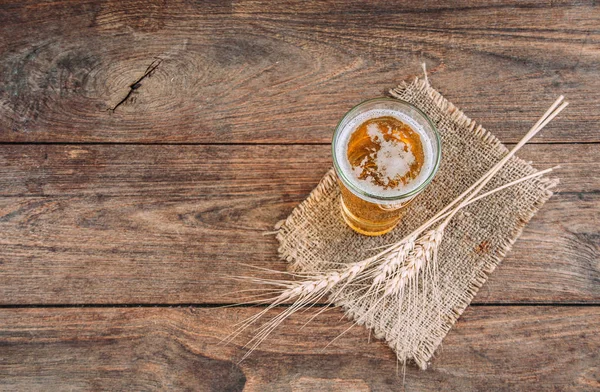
[227,97,567,361]
[225,167,556,360]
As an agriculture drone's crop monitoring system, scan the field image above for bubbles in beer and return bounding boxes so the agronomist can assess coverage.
[336,109,434,198]
[348,116,424,190]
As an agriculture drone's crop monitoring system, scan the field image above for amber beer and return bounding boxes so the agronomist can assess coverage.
[332,98,441,236]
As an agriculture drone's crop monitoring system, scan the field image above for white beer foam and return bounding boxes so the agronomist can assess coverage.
[336,108,434,198]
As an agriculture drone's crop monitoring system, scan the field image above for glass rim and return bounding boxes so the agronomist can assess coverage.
[332,97,442,202]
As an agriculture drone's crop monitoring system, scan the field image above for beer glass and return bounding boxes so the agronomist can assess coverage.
[332,98,441,236]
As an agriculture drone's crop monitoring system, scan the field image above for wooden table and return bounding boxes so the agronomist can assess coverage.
[1,1,598,390]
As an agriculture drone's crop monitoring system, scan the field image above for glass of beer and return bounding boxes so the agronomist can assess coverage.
[332,98,441,236]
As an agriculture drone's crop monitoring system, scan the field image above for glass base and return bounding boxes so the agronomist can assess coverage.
[340,198,399,236]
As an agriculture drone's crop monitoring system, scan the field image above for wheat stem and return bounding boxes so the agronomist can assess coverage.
[439,102,567,228]
[231,97,567,361]
[414,97,566,235]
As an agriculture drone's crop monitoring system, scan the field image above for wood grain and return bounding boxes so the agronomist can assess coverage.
[0,144,597,197]
[0,0,598,143]
[0,306,598,391]
[1,1,599,389]
[0,193,597,305]
[0,145,598,304]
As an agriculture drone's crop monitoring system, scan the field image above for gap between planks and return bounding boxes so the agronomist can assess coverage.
[0,141,599,146]
[0,303,598,309]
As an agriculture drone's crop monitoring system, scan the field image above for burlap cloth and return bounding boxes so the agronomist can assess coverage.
[276,77,558,369]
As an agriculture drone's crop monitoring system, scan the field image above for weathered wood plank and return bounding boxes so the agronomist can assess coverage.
[0,144,597,304]
[0,0,597,143]
[0,193,597,304]
[0,144,332,197]
[0,144,597,197]
[0,306,598,391]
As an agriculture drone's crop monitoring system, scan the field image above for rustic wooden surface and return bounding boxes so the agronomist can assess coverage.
[1,0,599,390]
[0,307,598,391]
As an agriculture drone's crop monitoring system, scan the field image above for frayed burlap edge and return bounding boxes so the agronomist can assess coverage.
[275,167,337,271]
[276,77,558,369]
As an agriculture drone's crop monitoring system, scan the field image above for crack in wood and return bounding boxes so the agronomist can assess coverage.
[108,58,162,113]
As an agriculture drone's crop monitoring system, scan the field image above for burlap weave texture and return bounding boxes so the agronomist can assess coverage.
[276,77,557,369]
